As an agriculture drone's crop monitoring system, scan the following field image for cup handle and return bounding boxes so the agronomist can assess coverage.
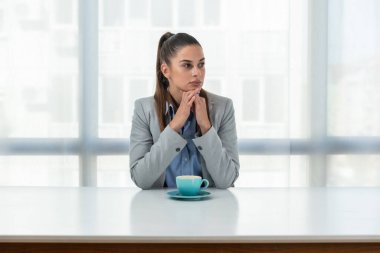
[200,179,209,190]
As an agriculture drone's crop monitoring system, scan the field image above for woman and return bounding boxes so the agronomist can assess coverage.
[129,32,239,189]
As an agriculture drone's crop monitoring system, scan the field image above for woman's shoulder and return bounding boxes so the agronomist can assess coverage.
[134,96,155,113]
[134,96,155,106]
[206,91,233,106]
[135,96,154,103]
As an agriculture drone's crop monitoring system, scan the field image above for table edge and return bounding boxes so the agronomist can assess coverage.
[1,235,380,243]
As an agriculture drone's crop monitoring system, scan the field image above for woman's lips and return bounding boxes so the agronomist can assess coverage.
[190,81,202,86]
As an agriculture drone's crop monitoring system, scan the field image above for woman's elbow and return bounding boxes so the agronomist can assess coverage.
[214,178,235,189]
[131,176,153,190]
[130,167,154,190]
[215,170,239,189]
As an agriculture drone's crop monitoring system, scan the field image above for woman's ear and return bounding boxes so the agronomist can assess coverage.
[161,63,170,79]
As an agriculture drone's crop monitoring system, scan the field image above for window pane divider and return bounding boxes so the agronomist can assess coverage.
[1,138,380,155]
[308,0,328,186]
[79,0,99,186]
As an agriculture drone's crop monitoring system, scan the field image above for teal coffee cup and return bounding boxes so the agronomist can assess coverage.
[176,175,209,196]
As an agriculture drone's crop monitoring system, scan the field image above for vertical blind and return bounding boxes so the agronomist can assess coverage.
[0,0,379,187]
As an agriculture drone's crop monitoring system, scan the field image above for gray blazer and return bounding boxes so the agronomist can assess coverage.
[129,92,239,189]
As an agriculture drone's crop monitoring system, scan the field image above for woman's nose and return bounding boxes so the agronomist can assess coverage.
[192,67,199,76]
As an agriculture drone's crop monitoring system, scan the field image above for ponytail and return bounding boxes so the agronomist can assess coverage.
[154,32,174,131]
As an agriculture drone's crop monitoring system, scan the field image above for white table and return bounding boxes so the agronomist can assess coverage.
[1,187,380,252]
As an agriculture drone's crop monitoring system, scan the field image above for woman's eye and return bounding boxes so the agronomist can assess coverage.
[198,62,205,68]
[183,63,192,68]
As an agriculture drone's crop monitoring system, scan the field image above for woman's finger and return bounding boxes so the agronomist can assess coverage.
[188,95,196,106]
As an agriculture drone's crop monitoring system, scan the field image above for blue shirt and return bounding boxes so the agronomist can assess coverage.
[164,104,202,188]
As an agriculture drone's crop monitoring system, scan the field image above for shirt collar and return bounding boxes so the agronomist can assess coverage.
[165,93,179,117]
[165,101,175,119]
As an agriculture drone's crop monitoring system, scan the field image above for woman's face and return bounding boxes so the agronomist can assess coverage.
[162,45,205,97]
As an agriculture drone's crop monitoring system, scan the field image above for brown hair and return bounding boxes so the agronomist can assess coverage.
[154,32,210,132]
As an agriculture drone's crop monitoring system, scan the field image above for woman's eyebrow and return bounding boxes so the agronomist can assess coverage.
[179,59,192,63]
[179,58,205,63]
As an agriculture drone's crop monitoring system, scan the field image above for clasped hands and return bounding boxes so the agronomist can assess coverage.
[169,88,211,135]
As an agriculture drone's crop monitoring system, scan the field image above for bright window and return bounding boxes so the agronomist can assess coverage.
[0,0,379,187]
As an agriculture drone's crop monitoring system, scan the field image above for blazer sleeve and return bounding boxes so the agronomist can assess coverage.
[192,98,240,188]
[129,100,187,189]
